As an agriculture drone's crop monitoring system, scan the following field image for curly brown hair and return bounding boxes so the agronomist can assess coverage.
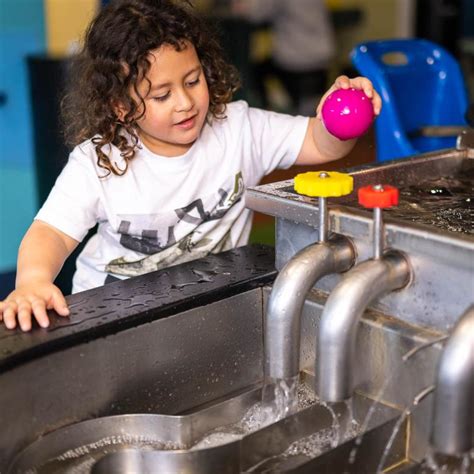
[61,0,240,176]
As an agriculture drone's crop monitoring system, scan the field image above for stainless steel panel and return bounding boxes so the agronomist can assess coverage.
[248,151,474,331]
[10,385,402,473]
[266,287,445,462]
[0,289,264,470]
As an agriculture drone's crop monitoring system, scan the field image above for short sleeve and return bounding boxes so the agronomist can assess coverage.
[35,145,100,242]
[246,106,309,176]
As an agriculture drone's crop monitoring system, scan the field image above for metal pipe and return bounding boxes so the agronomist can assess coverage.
[317,251,411,401]
[265,234,355,380]
[431,305,474,455]
[318,196,328,243]
[373,207,383,259]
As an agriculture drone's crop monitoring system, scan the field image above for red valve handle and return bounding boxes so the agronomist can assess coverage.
[358,184,399,209]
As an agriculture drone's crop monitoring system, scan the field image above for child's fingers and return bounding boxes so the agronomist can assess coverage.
[51,290,70,317]
[31,298,50,329]
[3,301,18,329]
[372,90,382,115]
[361,79,374,98]
[347,76,373,95]
[17,301,34,332]
[334,75,351,89]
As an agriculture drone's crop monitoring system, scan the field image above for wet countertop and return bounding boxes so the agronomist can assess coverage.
[0,244,276,373]
[248,151,474,236]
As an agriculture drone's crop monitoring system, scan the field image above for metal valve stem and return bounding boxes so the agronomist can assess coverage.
[372,184,385,259]
[318,172,329,243]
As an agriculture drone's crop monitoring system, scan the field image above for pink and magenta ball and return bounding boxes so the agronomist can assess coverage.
[321,88,374,140]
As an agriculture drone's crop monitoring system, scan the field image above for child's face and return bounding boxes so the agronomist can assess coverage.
[134,43,210,156]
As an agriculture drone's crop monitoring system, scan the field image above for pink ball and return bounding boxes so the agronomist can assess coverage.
[321,88,374,140]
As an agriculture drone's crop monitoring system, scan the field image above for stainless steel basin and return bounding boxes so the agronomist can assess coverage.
[9,384,406,473]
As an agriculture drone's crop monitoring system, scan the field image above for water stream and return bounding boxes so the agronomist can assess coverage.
[191,378,323,450]
[345,335,451,473]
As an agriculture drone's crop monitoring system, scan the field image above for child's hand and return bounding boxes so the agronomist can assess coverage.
[316,75,382,120]
[0,282,70,332]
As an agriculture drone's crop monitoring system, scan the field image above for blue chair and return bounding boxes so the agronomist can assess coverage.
[351,39,469,162]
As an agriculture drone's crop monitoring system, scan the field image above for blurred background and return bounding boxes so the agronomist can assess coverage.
[0,0,473,297]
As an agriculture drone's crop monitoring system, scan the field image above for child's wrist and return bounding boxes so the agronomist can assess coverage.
[16,271,53,288]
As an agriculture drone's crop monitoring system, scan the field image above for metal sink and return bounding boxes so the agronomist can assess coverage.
[9,382,407,473]
[3,286,418,473]
[3,147,472,472]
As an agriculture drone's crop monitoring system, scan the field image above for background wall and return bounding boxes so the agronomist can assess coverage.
[0,0,98,297]
[0,0,45,291]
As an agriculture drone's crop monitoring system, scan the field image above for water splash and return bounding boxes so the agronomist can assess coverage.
[191,380,320,451]
[269,376,299,421]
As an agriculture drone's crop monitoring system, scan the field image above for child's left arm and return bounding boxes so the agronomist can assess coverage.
[295,75,382,165]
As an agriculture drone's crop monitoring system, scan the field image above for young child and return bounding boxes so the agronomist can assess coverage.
[0,0,381,332]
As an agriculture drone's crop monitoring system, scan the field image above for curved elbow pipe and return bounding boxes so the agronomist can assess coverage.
[431,305,474,455]
[265,234,355,380]
[317,250,411,402]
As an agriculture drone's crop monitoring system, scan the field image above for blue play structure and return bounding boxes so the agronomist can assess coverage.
[351,39,469,162]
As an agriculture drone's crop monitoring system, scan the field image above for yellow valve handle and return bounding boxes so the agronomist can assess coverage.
[294,171,353,197]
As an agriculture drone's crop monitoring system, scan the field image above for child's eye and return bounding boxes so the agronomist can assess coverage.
[187,77,200,87]
[153,92,170,102]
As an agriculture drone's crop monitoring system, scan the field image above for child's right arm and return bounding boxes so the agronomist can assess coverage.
[0,220,79,332]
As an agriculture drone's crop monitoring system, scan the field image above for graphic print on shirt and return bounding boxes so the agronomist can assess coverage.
[105,172,244,277]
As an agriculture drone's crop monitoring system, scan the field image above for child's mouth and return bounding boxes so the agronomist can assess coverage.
[175,115,197,130]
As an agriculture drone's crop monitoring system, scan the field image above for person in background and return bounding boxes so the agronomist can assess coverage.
[0,0,380,331]
[232,0,336,115]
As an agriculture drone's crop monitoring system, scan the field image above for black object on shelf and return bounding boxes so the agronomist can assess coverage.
[416,0,463,56]
[27,55,93,296]
[208,15,254,101]
[27,56,70,205]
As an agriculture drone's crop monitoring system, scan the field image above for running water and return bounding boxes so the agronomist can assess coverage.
[190,378,363,455]
[346,335,449,473]
[192,378,313,450]
[375,385,434,473]
[344,375,395,473]
[263,376,300,421]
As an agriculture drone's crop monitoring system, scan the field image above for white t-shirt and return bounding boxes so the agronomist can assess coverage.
[36,101,308,292]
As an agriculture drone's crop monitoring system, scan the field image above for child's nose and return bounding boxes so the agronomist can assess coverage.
[175,88,193,112]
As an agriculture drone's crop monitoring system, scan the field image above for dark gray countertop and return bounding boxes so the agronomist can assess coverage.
[0,244,276,373]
